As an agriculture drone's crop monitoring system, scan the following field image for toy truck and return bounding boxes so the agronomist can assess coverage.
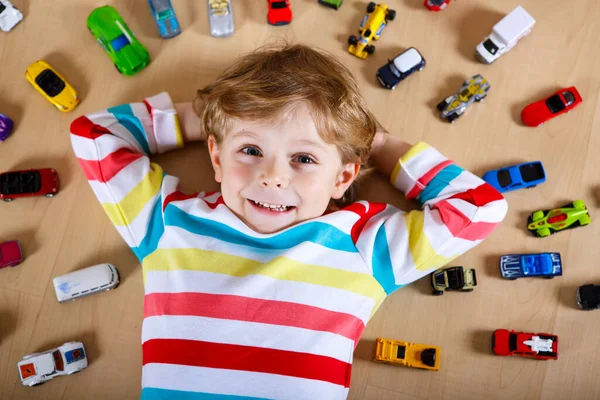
[373,338,440,371]
[431,266,477,295]
[475,5,535,64]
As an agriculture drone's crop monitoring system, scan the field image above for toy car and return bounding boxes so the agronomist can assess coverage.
[521,87,582,127]
[0,240,23,269]
[0,113,13,141]
[437,75,490,123]
[87,5,150,76]
[148,0,181,38]
[318,0,343,10]
[482,161,545,193]
[424,0,451,11]
[499,253,562,280]
[492,329,558,360]
[527,200,591,237]
[267,0,292,26]
[0,168,59,202]
[0,0,23,32]
[18,342,87,386]
[348,2,396,60]
[576,284,600,311]
[208,0,234,37]
[25,61,79,112]
[374,338,440,371]
[376,47,425,90]
[431,266,477,295]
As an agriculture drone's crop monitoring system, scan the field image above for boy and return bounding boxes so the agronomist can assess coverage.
[70,44,507,399]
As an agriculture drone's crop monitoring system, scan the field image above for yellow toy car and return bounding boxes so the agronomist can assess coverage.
[348,2,396,59]
[373,338,440,371]
[25,61,79,112]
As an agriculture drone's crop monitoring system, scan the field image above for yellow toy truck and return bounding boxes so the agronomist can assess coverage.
[373,338,440,371]
[348,2,396,59]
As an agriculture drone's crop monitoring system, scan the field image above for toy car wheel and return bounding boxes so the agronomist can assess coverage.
[2,198,13,202]
[531,211,545,221]
[572,200,586,210]
[348,35,358,45]
[114,64,123,74]
[475,95,486,102]
[463,288,474,292]
[507,277,517,281]
[536,227,552,237]
[387,9,396,21]
[432,289,444,296]
[367,2,376,12]
[45,193,55,198]
[365,45,376,54]
[544,276,555,279]
[68,369,81,375]
[447,114,458,124]
[30,381,46,386]
[436,101,447,111]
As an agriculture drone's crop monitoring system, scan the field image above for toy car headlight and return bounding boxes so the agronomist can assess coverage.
[56,104,68,110]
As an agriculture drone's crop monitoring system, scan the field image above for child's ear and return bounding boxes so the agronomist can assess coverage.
[207,135,223,183]
[331,162,361,199]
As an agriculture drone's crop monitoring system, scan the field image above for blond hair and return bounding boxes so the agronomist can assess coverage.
[193,43,377,208]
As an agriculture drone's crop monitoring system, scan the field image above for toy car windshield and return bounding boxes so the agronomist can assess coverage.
[508,333,518,352]
[209,0,230,16]
[35,70,65,98]
[271,1,287,9]
[520,163,544,182]
[497,170,512,187]
[483,39,499,55]
[1,172,41,194]
[433,272,445,286]
[149,0,173,18]
[110,34,130,52]
[562,91,575,106]
[52,351,64,371]
[546,95,566,113]
[428,0,447,5]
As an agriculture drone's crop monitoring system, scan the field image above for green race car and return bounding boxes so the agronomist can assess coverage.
[318,0,343,10]
[527,200,591,237]
[87,6,150,76]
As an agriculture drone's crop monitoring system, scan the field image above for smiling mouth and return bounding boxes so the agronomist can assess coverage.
[249,199,295,213]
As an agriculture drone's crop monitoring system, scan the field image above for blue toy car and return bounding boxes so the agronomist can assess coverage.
[483,161,545,193]
[499,253,562,280]
[376,47,425,90]
[0,113,14,141]
[147,0,181,38]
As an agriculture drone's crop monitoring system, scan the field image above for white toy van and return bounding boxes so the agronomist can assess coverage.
[475,5,535,64]
[53,263,120,303]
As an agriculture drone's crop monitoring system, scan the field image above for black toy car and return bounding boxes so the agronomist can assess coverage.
[576,284,600,310]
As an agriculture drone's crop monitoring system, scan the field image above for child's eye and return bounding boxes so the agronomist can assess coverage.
[240,146,262,157]
[294,154,316,164]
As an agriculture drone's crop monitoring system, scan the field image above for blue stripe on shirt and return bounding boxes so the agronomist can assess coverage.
[132,194,165,261]
[108,104,151,155]
[141,387,269,400]
[371,226,404,294]
[417,164,463,206]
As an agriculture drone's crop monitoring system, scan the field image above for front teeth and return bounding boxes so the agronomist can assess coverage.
[252,200,291,212]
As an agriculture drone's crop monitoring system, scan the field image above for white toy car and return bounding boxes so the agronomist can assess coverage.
[208,0,234,37]
[18,342,87,386]
[0,0,23,32]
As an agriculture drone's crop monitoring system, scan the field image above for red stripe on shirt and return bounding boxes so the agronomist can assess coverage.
[435,199,500,241]
[163,191,200,211]
[448,182,504,207]
[406,160,455,200]
[70,116,111,140]
[144,292,365,343]
[344,202,387,244]
[77,149,143,182]
[143,338,352,387]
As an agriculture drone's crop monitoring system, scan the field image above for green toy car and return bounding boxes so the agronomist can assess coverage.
[318,0,343,10]
[87,5,150,76]
[431,266,477,295]
[527,200,591,237]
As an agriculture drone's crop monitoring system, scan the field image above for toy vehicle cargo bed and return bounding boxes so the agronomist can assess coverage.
[493,6,535,44]
[520,163,545,182]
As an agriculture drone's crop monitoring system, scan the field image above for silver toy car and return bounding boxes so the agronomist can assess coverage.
[208,0,234,37]
[437,74,490,123]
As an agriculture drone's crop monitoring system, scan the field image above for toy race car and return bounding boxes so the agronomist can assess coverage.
[499,252,562,280]
[527,200,591,237]
[25,61,79,112]
[482,161,545,193]
[0,168,59,202]
[374,338,440,371]
[431,266,477,295]
[492,329,558,360]
[425,0,451,11]
[87,6,150,76]
[437,75,490,123]
[208,0,234,37]
[0,240,23,269]
[576,284,600,311]
[148,0,181,38]
[376,47,425,90]
[521,87,582,127]
[18,342,87,386]
[318,0,343,10]
[0,113,13,141]
[0,0,23,32]
[348,2,396,60]
[267,0,292,26]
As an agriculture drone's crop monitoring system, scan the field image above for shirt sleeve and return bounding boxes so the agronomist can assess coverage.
[69,92,186,262]
[349,142,508,294]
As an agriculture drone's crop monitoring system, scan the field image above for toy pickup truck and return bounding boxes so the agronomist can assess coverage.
[431,266,477,295]
[373,338,440,371]
[499,253,562,280]
[475,5,535,64]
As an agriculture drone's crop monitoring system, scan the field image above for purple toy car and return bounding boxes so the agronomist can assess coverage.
[0,114,14,141]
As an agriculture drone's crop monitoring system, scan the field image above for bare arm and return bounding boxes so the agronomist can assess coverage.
[369,130,412,177]
[174,102,203,143]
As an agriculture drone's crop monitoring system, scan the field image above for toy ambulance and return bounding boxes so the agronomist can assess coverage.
[475,5,535,64]
[373,338,440,371]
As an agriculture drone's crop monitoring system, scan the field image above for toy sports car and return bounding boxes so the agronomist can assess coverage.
[577,284,600,311]
[0,240,23,269]
[437,75,490,123]
[527,200,591,237]
[87,5,150,76]
[0,113,13,141]
[492,329,558,360]
[0,0,23,32]
[208,0,234,37]
[521,87,582,127]
[374,338,440,371]
[499,252,562,280]
[18,342,87,386]
[482,161,545,193]
[425,0,451,11]
[267,0,292,26]
[376,47,425,90]
[318,0,343,10]
[148,0,181,38]
[348,2,396,60]
[0,168,59,202]
[431,266,477,295]
[25,61,79,112]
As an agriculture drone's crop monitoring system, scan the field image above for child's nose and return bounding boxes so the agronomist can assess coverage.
[260,160,290,189]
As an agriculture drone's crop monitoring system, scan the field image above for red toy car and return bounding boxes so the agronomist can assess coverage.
[0,240,24,269]
[425,0,451,11]
[267,0,292,26]
[521,86,582,127]
[492,329,558,360]
[0,168,59,202]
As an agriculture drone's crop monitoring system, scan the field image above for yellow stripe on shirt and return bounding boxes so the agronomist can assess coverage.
[405,210,453,271]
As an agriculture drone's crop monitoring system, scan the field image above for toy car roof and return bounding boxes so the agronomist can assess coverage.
[393,48,423,73]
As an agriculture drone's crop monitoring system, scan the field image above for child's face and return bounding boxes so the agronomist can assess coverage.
[207,104,360,234]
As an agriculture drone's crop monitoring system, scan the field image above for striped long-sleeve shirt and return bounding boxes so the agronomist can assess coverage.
[70,92,507,400]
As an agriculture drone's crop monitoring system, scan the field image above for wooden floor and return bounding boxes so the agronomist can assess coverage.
[1,0,599,399]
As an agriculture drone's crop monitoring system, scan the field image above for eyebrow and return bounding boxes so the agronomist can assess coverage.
[292,139,328,152]
[230,130,259,140]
